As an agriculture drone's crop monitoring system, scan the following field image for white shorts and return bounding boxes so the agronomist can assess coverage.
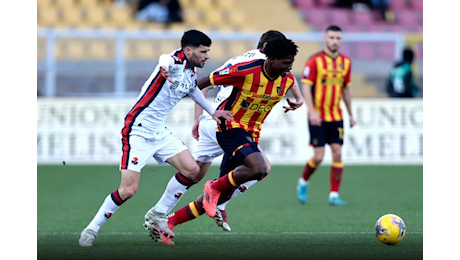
[192,118,224,163]
[120,127,187,172]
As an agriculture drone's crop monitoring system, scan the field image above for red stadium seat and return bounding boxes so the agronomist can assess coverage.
[317,0,335,7]
[354,42,374,60]
[389,0,408,11]
[341,24,363,32]
[376,42,395,60]
[397,10,419,26]
[330,9,351,25]
[352,11,374,25]
[338,42,352,56]
[306,9,329,27]
[296,0,316,10]
[410,0,423,11]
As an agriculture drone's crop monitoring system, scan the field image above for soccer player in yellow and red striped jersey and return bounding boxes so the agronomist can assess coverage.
[163,38,303,239]
[296,25,356,206]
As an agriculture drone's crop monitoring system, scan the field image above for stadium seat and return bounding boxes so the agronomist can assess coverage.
[38,0,52,8]
[389,0,408,11]
[317,0,334,7]
[217,0,236,11]
[178,0,193,9]
[397,10,419,26]
[330,9,351,25]
[410,0,423,11]
[88,39,115,60]
[194,0,216,10]
[38,8,60,27]
[354,42,374,60]
[306,9,329,28]
[352,11,374,25]
[85,8,109,28]
[204,10,226,26]
[341,24,363,32]
[376,42,395,60]
[61,8,83,28]
[53,0,76,8]
[183,8,203,26]
[338,42,352,57]
[296,0,316,10]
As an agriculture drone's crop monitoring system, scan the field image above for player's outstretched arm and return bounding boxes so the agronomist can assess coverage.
[158,54,174,83]
[192,85,214,140]
[189,86,234,125]
[197,76,212,90]
[283,77,304,113]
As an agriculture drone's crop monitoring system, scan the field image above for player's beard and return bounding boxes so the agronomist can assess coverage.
[190,53,205,68]
[327,44,339,53]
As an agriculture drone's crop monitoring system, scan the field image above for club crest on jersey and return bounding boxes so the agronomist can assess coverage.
[276,86,283,95]
[132,157,138,165]
[303,67,310,77]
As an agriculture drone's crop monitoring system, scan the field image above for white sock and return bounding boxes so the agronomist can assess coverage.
[329,191,339,199]
[298,177,308,186]
[217,180,258,211]
[153,173,193,215]
[86,193,122,233]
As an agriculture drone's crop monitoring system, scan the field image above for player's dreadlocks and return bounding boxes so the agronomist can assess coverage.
[263,37,298,59]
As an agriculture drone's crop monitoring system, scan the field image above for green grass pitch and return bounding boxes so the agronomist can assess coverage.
[37,165,422,260]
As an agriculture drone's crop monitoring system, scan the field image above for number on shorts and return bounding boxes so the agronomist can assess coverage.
[338,127,344,139]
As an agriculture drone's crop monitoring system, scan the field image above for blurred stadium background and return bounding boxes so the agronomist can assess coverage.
[37,0,423,165]
[37,1,423,259]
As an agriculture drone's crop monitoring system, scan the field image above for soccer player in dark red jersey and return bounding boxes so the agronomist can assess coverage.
[162,37,303,243]
[296,25,356,206]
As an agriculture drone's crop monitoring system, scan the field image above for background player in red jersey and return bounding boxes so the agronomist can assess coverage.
[160,38,303,244]
[296,25,356,206]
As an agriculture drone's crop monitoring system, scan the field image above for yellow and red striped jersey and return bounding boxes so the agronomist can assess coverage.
[210,59,295,143]
[301,51,352,122]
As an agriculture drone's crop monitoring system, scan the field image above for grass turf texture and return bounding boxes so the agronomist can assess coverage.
[38,165,423,260]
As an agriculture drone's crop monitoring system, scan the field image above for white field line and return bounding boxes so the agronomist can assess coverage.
[38,231,423,236]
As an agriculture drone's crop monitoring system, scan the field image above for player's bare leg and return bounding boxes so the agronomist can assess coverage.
[144,150,200,244]
[203,152,267,217]
[215,148,271,230]
[329,144,345,206]
[297,147,324,204]
[79,169,139,246]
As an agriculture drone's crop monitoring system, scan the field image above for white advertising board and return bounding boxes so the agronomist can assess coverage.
[37,98,422,165]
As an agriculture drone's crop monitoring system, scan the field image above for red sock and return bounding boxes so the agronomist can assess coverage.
[330,162,344,192]
[301,159,318,181]
[168,201,204,227]
[211,171,239,192]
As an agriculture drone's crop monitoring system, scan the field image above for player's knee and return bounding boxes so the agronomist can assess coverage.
[313,154,324,165]
[182,165,201,180]
[251,162,268,180]
[332,150,342,161]
[118,185,138,200]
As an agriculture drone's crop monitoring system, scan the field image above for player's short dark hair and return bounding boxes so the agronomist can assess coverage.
[181,30,212,49]
[257,30,286,49]
[263,38,298,59]
[326,25,342,32]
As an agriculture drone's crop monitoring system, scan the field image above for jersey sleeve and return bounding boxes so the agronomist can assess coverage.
[301,57,317,85]
[344,59,352,87]
[209,64,246,89]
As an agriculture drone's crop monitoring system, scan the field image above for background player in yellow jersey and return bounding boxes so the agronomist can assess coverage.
[296,25,356,206]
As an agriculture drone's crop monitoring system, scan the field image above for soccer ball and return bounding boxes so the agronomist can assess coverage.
[375,214,406,245]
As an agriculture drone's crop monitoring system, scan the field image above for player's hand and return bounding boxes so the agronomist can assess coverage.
[159,65,174,83]
[192,119,200,141]
[283,98,304,113]
[212,110,234,124]
[349,115,357,128]
[308,110,321,126]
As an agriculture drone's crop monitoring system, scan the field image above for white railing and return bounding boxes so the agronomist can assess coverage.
[37,28,406,97]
